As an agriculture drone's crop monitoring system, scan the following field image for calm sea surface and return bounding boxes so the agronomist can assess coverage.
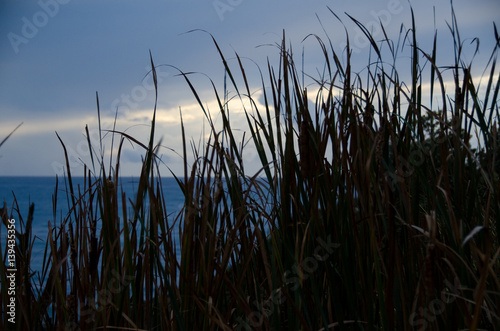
[0,176,185,275]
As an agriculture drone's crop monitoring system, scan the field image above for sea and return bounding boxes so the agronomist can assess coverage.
[0,176,186,276]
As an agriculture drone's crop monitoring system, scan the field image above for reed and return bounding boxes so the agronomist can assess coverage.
[1,4,499,330]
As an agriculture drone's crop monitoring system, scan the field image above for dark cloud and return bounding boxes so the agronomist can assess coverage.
[0,0,497,176]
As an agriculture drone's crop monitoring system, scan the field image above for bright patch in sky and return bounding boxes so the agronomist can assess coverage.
[0,0,498,176]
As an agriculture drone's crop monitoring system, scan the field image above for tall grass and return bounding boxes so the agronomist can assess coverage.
[2,5,500,330]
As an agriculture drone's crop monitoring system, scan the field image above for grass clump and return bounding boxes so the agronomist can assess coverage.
[2,5,500,330]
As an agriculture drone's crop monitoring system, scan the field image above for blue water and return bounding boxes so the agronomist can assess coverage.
[0,176,185,275]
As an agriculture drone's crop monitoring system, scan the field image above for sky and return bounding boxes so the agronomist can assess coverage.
[0,0,499,177]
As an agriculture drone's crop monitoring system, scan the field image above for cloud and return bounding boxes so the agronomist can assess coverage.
[0,0,498,176]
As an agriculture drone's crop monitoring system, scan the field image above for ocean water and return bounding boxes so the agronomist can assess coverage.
[0,176,185,275]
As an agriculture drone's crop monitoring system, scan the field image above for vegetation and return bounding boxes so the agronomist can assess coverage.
[2,5,500,330]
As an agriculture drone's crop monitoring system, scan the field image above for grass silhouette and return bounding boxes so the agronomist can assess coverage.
[1,5,499,330]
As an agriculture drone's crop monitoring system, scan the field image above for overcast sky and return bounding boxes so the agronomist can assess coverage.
[0,0,499,177]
